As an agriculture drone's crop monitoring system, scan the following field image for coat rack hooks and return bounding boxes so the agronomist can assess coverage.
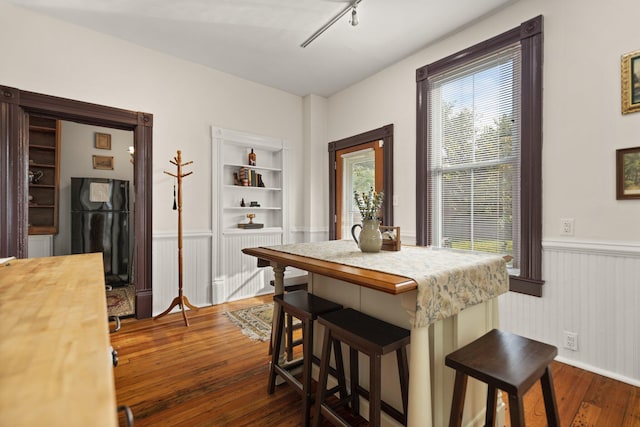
[154,150,198,326]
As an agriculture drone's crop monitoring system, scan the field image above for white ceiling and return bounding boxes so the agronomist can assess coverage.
[11,0,516,97]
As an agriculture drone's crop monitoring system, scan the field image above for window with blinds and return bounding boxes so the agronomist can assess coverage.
[428,43,521,272]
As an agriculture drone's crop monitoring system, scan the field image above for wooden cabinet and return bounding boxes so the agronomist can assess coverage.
[28,116,60,235]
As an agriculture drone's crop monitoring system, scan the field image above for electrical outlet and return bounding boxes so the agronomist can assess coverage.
[560,218,574,236]
[393,195,399,206]
[563,331,578,351]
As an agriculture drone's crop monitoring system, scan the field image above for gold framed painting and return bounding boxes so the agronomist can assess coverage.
[621,49,640,114]
[95,132,112,150]
[93,155,114,170]
[616,147,640,200]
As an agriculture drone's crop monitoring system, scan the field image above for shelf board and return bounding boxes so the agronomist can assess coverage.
[28,126,56,133]
[28,226,56,235]
[29,184,55,189]
[29,205,55,208]
[223,227,283,235]
[223,185,281,191]
[223,163,282,172]
[224,206,282,211]
[29,144,56,150]
[29,162,55,168]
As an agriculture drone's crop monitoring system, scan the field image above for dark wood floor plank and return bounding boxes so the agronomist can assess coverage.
[111,296,639,427]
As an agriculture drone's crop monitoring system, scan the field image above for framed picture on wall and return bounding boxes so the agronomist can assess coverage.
[93,155,114,170]
[616,147,640,200]
[95,132,112,150]
[621,49,640,114]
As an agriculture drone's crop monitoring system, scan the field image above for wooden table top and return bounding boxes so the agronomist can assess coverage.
[242,246,417,295]
[0,254,118,427]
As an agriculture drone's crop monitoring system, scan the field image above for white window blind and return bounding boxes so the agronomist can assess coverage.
[428,43,521,271]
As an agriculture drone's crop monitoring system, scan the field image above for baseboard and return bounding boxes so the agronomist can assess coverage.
[555,356,640,387]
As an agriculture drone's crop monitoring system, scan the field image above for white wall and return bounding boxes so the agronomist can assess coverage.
[56,122,134,256]
[0,0,304,313]
[324,0,640,384]
[0,0,304,233]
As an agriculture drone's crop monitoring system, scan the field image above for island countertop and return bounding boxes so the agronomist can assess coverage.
[242,244,417,295]
[0,253,117,427]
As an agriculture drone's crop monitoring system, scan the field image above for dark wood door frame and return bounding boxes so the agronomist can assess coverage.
[328,124,394,240]
[0,85,154,318]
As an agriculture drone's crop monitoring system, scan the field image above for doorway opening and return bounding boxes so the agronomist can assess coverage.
[0,85,154,318]
[328,124,394,240]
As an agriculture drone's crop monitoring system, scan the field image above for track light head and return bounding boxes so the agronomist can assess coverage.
[300,0,363,48]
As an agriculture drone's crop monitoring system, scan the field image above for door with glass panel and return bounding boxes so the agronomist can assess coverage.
[335,141,383,240]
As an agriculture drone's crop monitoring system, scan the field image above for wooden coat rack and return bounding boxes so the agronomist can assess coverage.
[154,150,198,326]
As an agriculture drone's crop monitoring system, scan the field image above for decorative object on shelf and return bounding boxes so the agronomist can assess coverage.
[155,150,199,327]
[380,225,401,251]
[248,148,257,166]
[616,146,640,200]
[92,155,114,170]
[95,132,112,150]
[249,201,260,207]
[28,170,43,184]
[238,213,264,229]
[351,187,384,253]
[240,198,246,207]
[237,167,263,187]
[621,49,640,114]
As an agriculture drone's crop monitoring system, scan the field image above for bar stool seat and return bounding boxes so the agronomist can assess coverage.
[313,308,410,427]
[268,290,343,427]
[445,329,559,427]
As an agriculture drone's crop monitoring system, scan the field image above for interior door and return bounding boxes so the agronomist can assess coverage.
[335,140,383,239]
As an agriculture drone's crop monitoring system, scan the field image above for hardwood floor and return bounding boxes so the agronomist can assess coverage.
[110,295,640,426]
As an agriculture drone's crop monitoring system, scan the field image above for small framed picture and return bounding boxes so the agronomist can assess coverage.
[93,155,114,170]
[95,132,112,150]
[616,147,640,200]
[621,49,640,114]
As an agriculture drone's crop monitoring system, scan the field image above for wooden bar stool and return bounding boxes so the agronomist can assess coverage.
[269,274,308,360]
[445,329,559,427]
[313,308,410,427]
[268,290,343,427]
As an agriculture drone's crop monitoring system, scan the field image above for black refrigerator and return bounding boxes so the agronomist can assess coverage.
[71,177,130,286]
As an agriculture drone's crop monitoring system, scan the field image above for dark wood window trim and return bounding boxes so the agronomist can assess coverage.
[328,124,394,240]
[415,16,544,297]
[0,85,154,317]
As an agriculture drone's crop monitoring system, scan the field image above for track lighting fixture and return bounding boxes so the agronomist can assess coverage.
[301,0,363,48]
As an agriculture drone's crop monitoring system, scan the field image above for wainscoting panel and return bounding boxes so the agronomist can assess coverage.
[498,240,640,385]
[216,232,283,303]
[152,232,212,316]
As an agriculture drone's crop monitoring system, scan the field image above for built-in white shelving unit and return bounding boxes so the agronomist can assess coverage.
[212,126,288,303]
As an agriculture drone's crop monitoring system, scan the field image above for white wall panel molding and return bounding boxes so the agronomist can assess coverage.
[153,230,213,239]
[499,239,640,386]
[152,233,212,315]
[543,239,640,257]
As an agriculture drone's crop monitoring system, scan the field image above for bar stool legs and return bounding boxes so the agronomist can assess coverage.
[267,291,343,427]
[314,308,411,427]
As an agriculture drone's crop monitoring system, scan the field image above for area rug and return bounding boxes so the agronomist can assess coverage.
[224,303,274,342]
[106,284,135,317]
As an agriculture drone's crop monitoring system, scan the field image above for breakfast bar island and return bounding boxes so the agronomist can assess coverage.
[243,240,510,427]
